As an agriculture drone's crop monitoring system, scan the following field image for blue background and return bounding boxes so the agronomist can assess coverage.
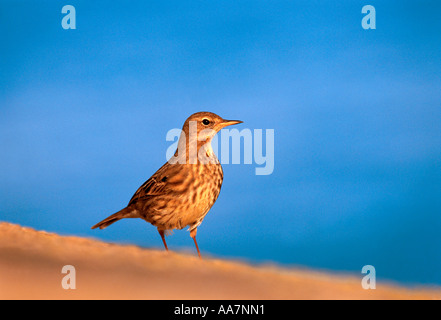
[1,1,440,286]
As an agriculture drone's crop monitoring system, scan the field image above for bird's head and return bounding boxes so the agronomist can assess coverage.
[171,112,242,164]
[181,112,243,143]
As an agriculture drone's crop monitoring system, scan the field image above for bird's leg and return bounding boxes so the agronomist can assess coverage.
[190,228,202,259]
[158,229,169,252]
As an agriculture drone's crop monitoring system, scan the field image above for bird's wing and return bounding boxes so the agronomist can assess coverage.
[128,162,179,206]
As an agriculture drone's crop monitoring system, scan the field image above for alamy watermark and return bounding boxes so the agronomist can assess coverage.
[361,265,376,290]
[61,5,376,31]
[61,5,76,30]
[61,265,76,290]
[362,5,376,30]
[165,122,274,176]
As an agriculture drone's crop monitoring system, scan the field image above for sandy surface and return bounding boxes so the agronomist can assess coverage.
[0,222,439,300]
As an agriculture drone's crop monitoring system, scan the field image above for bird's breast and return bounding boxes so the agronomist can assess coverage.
[145,163,224,231]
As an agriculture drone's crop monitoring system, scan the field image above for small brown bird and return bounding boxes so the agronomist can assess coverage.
[92,112,242,258]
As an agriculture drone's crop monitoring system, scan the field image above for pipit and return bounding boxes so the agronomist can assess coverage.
[92,112,242,258]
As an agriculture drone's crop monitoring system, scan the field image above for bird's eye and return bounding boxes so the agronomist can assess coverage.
[202,119,210,125]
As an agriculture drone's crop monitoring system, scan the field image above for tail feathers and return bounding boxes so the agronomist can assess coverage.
[91,207,135,230]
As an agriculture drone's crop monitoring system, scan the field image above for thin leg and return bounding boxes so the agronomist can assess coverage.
[190,228,202,259]
[158,229,169,251]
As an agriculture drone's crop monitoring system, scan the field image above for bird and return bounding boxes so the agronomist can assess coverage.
[91,112,242,258]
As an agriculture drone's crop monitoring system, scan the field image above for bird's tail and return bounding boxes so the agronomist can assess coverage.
[91,207,135,230]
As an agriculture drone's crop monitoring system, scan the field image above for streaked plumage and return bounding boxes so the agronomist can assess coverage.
[92,112,242,258]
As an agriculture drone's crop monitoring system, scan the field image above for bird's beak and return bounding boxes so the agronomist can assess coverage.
[220,119,243,128]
